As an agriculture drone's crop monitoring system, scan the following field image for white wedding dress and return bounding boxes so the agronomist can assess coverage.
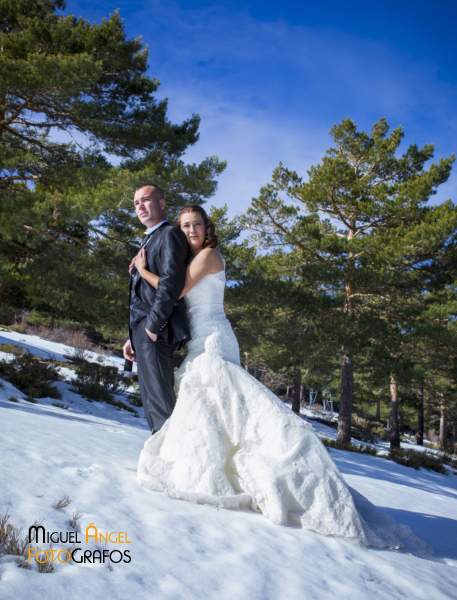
[137,265,431,551]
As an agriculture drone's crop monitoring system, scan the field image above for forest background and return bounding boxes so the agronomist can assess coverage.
[1,1,456,451]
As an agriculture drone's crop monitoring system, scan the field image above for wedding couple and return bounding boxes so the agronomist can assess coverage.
[123,184,379,545]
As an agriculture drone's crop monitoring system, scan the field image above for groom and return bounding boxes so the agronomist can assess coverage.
[123,184,190,434]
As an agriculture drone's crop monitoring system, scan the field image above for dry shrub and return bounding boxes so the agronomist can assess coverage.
[388,447,447,474]
[7,325,27,334]
[321,437,378,455]
[259,369,283,392]
[65,346,91,363]
[35,548,54,573]
[0,343,27,356]
[107,398,139,416]
[69,510,83,529]
[1,513,57,573]
[351,414,389,443]
[55,495,72,510]
[0,511,31,559]
[441,451,457,468]
[128,380,142,407]
[52,402,69,410]
[351,414,375,443]
[371,423,389,441]
[26,324,87,345]
[71,363,128,402]
[26,325,107,361]
[308,415,338,429]
[0,352,61,399]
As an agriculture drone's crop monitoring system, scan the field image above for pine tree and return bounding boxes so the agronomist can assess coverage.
[227,248,343,405]
[0,1,226,326]
[245,117,456,444]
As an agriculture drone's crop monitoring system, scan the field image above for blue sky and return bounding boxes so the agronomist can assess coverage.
[65,0,457,217]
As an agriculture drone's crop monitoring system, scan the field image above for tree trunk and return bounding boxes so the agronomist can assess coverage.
[439,399,448,450]
[415,380,424,446]
[399,410,404,434]
[375,396,381,421]
[337,346,354,445]
[389,372,400,448]
[292,358,301,415]
[50,314,55,328]
[337,264,356,446]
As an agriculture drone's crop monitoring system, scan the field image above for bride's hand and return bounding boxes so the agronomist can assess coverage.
[137,247,147,271]
[128,255,137,274]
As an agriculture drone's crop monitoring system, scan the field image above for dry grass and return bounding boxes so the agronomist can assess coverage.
[0,512,38,559]
[321,437,378,455]
[69,509,83,529]
[7,325,27,334]
[55,495,72,510]
[52,402,69,410]
[25,324,107,361]
[0,343,27,356]
[35,547,55,573]
[0,513,57,572]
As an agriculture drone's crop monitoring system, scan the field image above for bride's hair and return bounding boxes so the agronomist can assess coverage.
[176,204,218,249]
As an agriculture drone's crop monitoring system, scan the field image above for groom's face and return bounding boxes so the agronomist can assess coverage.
[134,186,166,228]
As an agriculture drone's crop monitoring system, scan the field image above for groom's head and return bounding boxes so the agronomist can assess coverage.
[134,184,166,228]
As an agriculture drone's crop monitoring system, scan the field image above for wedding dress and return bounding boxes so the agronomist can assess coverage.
[137,265,431,551]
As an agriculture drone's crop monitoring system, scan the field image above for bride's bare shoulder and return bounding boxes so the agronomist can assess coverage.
[194,248,224,273]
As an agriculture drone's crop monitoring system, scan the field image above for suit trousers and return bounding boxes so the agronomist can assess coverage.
[132,319,176,434]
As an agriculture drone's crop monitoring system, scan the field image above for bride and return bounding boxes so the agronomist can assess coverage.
[133,204,414,548]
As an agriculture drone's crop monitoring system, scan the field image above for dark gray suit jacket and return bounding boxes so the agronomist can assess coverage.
[129,222,191,351]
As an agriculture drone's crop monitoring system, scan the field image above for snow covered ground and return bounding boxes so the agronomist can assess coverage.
[1,330,456,599]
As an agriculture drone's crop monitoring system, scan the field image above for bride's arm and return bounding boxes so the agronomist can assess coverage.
[136,248,159,289]
[137,247,224,298]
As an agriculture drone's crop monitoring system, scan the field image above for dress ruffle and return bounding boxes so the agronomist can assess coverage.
[138,351,367,541]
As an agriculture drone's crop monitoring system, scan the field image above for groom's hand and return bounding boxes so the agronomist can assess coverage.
[145,328,157,342]
[123,339,136,361]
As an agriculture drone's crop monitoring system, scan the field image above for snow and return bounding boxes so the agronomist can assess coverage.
[1,330,456,599]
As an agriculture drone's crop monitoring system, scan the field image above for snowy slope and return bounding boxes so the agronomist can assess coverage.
[0,330,456,600]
